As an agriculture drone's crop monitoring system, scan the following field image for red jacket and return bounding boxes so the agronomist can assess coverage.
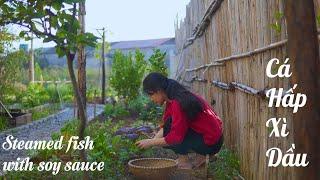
[162,94,223,146]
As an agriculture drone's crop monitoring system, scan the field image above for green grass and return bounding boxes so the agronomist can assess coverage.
[0,116,9,131]
[209,147,241,179]
[104,104,130,119]
[31,104,62,121]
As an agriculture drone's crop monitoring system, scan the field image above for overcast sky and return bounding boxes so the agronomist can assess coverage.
[15,0,190,48]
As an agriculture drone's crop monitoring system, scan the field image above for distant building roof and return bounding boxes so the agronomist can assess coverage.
[110,37,175,50]
[40,37,175,54]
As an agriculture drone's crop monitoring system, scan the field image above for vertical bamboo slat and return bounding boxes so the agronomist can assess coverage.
[174,0,319,179]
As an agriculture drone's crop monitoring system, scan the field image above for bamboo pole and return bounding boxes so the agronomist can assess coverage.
[182,0,224,50]
[0,100,13,118]
[193,77,208,83]
[185,62,225,72]
[211,80,233,90]
[184,34,320,73]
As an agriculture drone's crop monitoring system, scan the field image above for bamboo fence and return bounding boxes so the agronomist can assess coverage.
[174,0,320,179]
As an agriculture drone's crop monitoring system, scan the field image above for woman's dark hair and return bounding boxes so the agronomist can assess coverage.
[143,72,203,121]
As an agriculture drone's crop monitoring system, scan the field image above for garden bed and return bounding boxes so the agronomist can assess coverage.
[3,100,239,179]
[30,104,62,121]
[0,112,32,129]
[0,103,63,132]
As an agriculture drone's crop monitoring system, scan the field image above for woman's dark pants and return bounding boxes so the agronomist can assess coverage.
[163,117,223,155]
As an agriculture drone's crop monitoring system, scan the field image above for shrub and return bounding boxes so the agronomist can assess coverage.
[138,100,163,125]
[209,148,241,179]
[127,95,149,114]
[45,84,73,103]
[109,50,147,103]
[86,86,101,102]
[20,84,50,108]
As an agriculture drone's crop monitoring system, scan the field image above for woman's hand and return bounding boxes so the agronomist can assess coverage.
[135,139,154,149]
[153,128,164,139]
[136,137,168,149]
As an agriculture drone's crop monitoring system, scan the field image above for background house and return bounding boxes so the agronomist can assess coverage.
[39,37,177,78]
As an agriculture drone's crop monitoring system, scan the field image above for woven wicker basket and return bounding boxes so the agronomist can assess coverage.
[128,158,178,179]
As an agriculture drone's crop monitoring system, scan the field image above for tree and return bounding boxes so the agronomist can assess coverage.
[285,0,320,179]
[77,0,86,117]
[0,51,28,103]
[0,1,97,179]
[0,28,15,54]
[148,48,168,77]
[0,28,27,104]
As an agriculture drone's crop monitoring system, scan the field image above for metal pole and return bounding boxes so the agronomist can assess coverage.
[101,28,106,104]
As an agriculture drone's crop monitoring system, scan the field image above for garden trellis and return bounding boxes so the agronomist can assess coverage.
[175,0,320,179]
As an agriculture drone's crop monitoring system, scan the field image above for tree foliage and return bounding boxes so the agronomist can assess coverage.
[0,28,16,54]
[0,50,28,102]
[94,41,111,60]
[0,0,97,57]
[109,50,147,103]
[109,49,168,104]
[0,2,98,176]
[0,28,27,103]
